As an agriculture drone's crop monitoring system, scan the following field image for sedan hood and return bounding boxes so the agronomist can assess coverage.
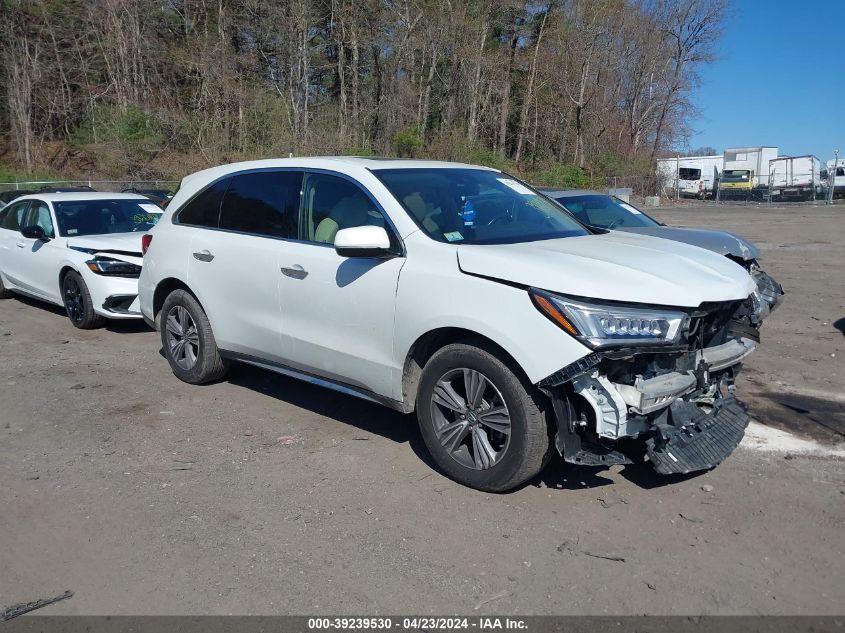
[65,233,144,255]
[65,233,144,266]
[616,226,760,261]
[456,232,756,307]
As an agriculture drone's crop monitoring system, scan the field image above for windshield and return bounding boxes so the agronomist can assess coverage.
[678,167,702,180]
[552,194,659,229]
[374,168,589,244]
[722,170,750,182]
[54,199,162,236]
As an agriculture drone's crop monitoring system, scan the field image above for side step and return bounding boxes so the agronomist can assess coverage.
[646,397,750,475]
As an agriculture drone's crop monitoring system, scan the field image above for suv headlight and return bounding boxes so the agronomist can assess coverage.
[530,289,688,349]
[85,258,142,277]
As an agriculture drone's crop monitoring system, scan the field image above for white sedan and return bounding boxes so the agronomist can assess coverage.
[0,192,161,328]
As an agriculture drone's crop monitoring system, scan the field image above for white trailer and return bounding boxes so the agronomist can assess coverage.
[656,155,724,199]
[769,155,822,200]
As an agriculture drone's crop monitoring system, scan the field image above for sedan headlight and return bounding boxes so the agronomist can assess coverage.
[530,289,688,349]
[85,258,142,277]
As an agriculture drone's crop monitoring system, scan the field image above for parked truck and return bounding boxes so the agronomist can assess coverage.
[656,155,724,199]
[769,155,823,201]
[718,146,778,200]
[827,158,845,199]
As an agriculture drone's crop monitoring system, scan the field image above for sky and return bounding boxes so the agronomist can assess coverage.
[688,0,845,163]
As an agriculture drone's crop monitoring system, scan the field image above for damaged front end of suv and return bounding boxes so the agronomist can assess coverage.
[532,289,771,474]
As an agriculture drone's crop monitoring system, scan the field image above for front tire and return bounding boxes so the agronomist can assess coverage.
[416,342,554,492]
[62,271,105,329]
[160,289,228,384]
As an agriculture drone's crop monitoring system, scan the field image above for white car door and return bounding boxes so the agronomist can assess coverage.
[0,200,32,290]
[277,171,405,399]
[14,199,64,302]
[182,170,301,364]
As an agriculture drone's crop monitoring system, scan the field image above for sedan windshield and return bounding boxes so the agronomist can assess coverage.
[374,168,589,244]
[54,199,162,236]
[552,194,659,229]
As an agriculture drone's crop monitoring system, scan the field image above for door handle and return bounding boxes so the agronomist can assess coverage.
[281,264,308,279]
[192,250,214,262]
[16,241,26,248]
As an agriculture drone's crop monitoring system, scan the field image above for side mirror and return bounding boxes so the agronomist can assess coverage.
[334,226,393,258]
[21,225,50,242]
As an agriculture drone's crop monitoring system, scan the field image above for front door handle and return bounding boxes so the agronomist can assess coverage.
[193,250,214,262]
[16,242,25,248]
[281,264,308,279]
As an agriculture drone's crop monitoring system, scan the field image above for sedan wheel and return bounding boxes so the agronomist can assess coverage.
[63,275,84,324]
[61,271,105,329]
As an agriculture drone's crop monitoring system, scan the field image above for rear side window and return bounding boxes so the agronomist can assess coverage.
[0,201,29,230]
[176,178,230,227]
[219,170,302,238]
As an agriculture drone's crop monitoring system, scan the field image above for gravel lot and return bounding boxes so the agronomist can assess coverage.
[1,202,843,615]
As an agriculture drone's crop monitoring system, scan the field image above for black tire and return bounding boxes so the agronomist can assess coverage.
[160,289,228,384]
[416,341,554,492]
[0,273,13,299]
[62,271,106,329]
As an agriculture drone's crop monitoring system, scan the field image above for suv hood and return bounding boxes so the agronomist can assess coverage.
[65,233,144,266]
[457,232,756,307]
[615,226,760,261]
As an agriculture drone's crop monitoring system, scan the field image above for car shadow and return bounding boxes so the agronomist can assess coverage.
[8,293,67,317]
[528,456,704,491]
[833,316,845,336]
[225,362,439,469]
[7,294,153,335]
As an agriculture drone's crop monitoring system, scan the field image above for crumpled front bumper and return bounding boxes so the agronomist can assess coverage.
[751,268,784,319]
[539,336,758,474]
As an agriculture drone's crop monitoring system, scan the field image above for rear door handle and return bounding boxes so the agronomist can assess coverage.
[193,250,214,262]
[281,264,308,279]
[16,242,25,248]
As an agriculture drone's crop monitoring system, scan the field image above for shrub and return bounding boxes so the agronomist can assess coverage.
[393,126,424,157]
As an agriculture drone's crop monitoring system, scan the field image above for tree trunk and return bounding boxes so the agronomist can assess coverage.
[514,6,549,162]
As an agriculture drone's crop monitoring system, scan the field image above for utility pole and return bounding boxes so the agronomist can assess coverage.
[829,148,839,205]
[676,154,680,201]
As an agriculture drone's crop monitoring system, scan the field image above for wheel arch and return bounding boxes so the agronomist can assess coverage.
[401,327,533,413]
[58,265,77,288]
[153,277,200,325]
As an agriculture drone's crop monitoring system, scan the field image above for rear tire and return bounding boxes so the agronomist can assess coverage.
[416,342,554,492]
[62,271,106,329]
[160,289,229,384]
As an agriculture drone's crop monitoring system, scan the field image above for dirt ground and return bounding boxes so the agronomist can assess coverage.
[0,202,843,616]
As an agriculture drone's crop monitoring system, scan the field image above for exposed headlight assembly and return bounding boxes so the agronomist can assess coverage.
[530,289,688,349]
[85,258,142,277]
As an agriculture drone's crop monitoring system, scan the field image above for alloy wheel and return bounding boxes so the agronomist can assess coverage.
[165,305,200,370]
[430,368,511,470]
[63,276,84,324]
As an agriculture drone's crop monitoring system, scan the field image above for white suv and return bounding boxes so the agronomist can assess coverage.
[139,158,765,491]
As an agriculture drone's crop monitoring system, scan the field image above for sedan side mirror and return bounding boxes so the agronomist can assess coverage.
[21,225,50,242]
[334,226,394,258]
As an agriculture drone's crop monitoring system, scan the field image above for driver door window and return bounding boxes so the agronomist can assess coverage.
[25,201,55,238]
[300,173,388,244]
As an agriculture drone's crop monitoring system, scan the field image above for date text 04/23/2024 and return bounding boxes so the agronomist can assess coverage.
[307,617,528,630]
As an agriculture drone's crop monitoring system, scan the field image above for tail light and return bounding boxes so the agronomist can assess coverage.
[141,234,153,255]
